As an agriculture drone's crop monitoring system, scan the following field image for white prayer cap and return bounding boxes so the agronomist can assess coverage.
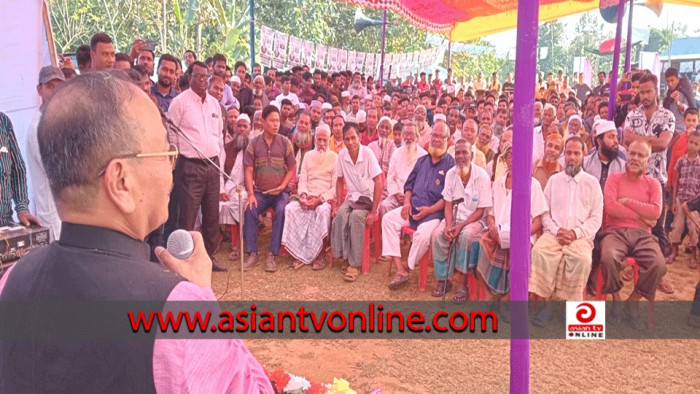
[310,100,322,108]
[379,116,392,126]
[236,114,251,124]
[415,105,426,112]
[383,95,391,102]
[232,76,241,84]
[567,115,582,126]
[316,123,331,136]
[321,102,333,110]
[595,120,617,137]
[270,101,280,109]
[365,94,373,101]
[433,113,447,123]
[299,103,307,110]
[356,110,367,123]
[341,91,350,98]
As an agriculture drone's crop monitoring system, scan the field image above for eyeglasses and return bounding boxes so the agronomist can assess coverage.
[430,133,447,140]
[191,73,208,80]
[97,144,179,177]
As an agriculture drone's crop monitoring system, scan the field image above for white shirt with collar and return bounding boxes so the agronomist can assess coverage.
[386,145,427,196]
[167,88,224,159]
[541,169,604,245]
[442,163,493,223]
[532,125,544,164]
[336,145,382,203]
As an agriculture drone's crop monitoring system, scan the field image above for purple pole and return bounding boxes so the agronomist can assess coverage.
[624,0,634,72]
[607,0,626,120]
[510,0,538,393]
[379,9,387,84]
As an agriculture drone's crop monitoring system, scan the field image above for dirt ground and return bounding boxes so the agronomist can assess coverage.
[212,224,700,393]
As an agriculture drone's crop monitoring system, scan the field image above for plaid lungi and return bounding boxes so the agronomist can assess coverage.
[281,201,331,264]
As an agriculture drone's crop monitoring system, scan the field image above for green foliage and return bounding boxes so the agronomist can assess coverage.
[449,40,507,79]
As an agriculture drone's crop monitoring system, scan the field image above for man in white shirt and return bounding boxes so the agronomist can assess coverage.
[432,139,493,301]
[26,66,65,241]
[167,61,227,271]
[533,103,556,164]
[379,122,427,217]
[218,114,250,258]
[529,136,604,325]
[274,75,300,108]
[330,122,383,282]
[368,117,396,175]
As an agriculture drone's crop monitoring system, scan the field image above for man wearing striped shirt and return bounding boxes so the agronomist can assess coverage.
[0,112,41,228]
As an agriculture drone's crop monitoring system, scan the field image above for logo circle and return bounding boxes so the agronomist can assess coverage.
[576,303,596,323]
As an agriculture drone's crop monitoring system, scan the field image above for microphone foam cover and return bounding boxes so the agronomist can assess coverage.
[167,229,194,260]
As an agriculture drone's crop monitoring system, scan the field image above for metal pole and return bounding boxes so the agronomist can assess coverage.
[249,0,255,73]
[624,0,634,72]
[608,0,626,121]
[447,41,452,70]
[511,1,538,393]
[379,9,387,84]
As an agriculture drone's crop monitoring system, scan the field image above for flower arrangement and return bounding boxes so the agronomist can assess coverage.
[265,369,367,394]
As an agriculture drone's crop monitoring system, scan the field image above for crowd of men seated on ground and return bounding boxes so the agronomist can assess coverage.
[7,32,700,329]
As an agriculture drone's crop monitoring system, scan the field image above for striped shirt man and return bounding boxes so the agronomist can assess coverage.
[243,133,296,192]
[0,112,30,226]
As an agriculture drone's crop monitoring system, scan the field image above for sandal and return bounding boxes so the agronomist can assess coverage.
[621,268,634,282]
[453,287,469,303]
[312,257,328,271]
[532,309,553,327]
[388,273,409,290]
[657,277,675,294]
[291,260,306,270]
[430,280,453,297]
[344,266,360,282]
[229,248,239,261]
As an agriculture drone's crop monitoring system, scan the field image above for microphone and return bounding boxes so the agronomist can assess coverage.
[167,229,194,259]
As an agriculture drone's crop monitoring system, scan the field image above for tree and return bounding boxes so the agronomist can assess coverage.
[537,21,568,74]
[647,23,688,62]
[449,40,506,80]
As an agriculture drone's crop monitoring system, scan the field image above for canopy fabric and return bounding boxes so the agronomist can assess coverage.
[341,0,700,43]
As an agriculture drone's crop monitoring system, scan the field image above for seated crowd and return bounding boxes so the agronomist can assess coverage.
[11,33,700,328]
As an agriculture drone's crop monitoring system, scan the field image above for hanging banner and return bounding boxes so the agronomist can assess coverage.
[260,26,275,67]
[315,44,327,71]
[288,36,303,67]
[273,31,289,69]
[365,53,374,79]
[303,40,315,67]
[327,47,338,72]
[347,50,356,73]
[355,52,365,74]
[338,49,348,72]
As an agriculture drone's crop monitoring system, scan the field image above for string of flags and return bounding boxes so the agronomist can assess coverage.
[260,25,447,78]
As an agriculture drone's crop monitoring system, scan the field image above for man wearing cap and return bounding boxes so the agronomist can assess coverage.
[533,103,557,164]
[219,114,251,259]
[282,125,337,270]
[532,133,564,190]
[252,75,270,109]
[368,117,396,175]
[584,120,625,190]
[26,66,64,239]
[415,105,432,148]
[309,100,323,130]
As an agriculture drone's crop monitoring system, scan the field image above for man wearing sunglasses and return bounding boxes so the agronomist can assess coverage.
[0,72,272,392]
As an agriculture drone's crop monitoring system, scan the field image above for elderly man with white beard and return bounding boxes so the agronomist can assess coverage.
[415,105,432,148]
[431,139,493,301]
[219,114,251,259]
[282,125,338,270]
[529,136,603,326]
[252,75,270,108]
[368,116,396,174]
[379,122,427,217]
[382,122,455,290]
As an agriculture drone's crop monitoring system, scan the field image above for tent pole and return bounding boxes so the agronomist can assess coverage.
[510,0,538,392]
[608,0,626,120]
[624,0,634,72]
[379,9,387,84]
[249,0,255,73]
[447,41,452,70]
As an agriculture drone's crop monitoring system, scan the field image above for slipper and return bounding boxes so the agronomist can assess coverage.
[657,277,675,294]
[312,257,328,271]
[388,273,409,290]
[430,280,453,297]
[532,309,553,327]
[621,268,634,282]
[344,267,359,282]
[291,260,306,270]
[452,288,468,303]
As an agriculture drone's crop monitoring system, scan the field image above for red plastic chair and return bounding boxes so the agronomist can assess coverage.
[360,173,385,275]
[595,257,655,328]
[400,226,432,291]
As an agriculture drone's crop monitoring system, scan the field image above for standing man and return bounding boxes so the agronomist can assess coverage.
[89,32,115,71]
[623,73,675,293]
[26,66,64,241]
[242,106,296,272]
[151,54,180,113]
[331,123,383,282]
[167,61,227,271]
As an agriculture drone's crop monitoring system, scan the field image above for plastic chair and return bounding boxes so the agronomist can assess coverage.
[401,226,432,291]
[595,257,655,328]
[360,173,385,275]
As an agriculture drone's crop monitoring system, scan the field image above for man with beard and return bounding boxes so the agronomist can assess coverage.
[309,100,322,130]
[329,115,346,154]
[529,137,603,325]
[414,105,432,148]
[532,133,564,190]
[331,123,383,282]
[292,112,314,170]
[475,124,496,164]
[278,99,295,138]
[348,72,367,98]
[448,119,486,169]
[381,121,447,289]
[533,103,556,163]
[663,67,694,136]
[492,108,509,140]
[136,49,155,80]
[243,105,296,272]
[431,138,491,300]
[584,120,625,190]
[321,102,334,126]
[598,140,666,329]
[362,108,380,145]
[380,122,427,217]
[368,116,395,174]
[282,125,338,270]
[219,114,251,259]
[623,73,675,293]
[252,76,270,108]
[447,107,461,140]
[151,54,179,113]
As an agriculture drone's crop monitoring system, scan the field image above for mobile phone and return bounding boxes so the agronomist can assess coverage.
[143,40,157,52]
